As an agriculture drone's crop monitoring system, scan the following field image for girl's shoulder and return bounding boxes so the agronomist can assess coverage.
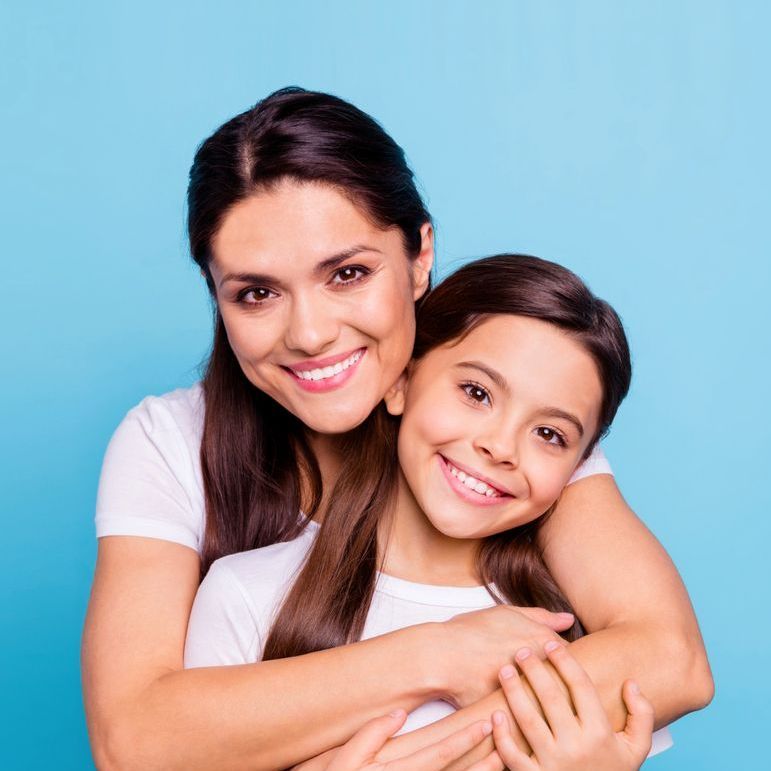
[95,384,207,552]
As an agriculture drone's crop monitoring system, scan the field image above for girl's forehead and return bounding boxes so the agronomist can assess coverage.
[415,314,603,422]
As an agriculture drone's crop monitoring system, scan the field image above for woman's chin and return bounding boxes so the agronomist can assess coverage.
[301,403,374,436]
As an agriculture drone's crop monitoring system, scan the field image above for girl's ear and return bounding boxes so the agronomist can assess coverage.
[411,223,434,301]
[384,371,408,416]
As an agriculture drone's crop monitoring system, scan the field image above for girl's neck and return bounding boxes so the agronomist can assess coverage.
[379,469,482,587]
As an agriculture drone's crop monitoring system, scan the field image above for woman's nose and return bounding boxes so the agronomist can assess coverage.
[283,292,341,355]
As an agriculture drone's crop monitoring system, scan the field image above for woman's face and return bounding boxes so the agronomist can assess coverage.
[386,315,603,540]
[208,180,433,434]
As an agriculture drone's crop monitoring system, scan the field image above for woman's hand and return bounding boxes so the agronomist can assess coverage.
[491,642,654,770]
[441,605,575,707]
[293,710,503,771]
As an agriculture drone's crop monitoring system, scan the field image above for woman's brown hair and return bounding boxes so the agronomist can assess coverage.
[186,87,431,575]
[263,254,632,657]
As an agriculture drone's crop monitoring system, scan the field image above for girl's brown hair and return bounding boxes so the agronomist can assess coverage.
[263,254,631,657]
[187,87,431,575]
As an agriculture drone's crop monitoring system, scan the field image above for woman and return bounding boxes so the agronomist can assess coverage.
[82,88,712,770]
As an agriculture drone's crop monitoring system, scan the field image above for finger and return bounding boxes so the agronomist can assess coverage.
[514,647,577,740]
[514,606,574,632]
[542,641,610,729]
[391,719,492,770]
[620,680,655,759]
[498,662,553,755]
[466,749,506,771]
[490,710,538,771]
[328,711,407,768]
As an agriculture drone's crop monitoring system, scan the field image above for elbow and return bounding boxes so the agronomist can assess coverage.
[89,715,169,771]
[669,630,715,714]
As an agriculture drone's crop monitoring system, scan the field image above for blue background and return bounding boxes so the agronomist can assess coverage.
[2,1,768,768]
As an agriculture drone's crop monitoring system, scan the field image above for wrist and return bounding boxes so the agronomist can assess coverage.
[403,622,452,702]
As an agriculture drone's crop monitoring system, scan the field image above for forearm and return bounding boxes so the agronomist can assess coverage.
[89,624,442,771]
[377,619,713,769]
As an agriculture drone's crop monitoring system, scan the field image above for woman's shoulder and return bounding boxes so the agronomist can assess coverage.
[95,383,207,551]
[124,383,205,439]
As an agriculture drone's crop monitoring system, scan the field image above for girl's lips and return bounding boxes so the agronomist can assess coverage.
[283,348,366,393]
[437,455,512,507]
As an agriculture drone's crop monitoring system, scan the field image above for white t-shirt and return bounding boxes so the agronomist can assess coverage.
[183,520,673,757]
[95,384,612,550]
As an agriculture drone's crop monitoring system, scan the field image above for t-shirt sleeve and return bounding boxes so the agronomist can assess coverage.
[95,397,203,551]
[567,443,613,485]
[184,561,261,667]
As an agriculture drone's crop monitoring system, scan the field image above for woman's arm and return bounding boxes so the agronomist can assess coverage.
[82,537,573,771]
[538,474,714,724]
[375,475,713,768]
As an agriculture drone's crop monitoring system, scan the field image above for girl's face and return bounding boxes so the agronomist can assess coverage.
[386,315,603,540]
[208,180,433,435]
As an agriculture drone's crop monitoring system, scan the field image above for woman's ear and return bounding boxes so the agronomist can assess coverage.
[384,371,408,416]
[411,222,434,301]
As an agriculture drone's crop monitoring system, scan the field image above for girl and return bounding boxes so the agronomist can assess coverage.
[184,254,680,769]
[83,89,711,770]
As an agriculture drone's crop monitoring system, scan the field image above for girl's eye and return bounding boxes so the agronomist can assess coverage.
[461,382,491,406]
[238,287,277,305]
[535,427,566,447]
[331,265,369,285]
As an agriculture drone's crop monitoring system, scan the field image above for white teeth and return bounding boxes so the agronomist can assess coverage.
[447,461,501,497]
[291,350,363,381]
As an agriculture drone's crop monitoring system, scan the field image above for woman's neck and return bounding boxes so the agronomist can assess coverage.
[379,469,482,587]
[302,431,344,523]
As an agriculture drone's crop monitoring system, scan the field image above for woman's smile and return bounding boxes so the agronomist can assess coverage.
[283,347,366,392]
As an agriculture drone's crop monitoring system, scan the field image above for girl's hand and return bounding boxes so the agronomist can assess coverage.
[442,605,575,706]
[491,643,654,770]
[294,710,503,771]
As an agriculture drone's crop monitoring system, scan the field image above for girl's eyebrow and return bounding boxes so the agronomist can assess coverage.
[456,361,510,393]
[456,361,585,437]
[218,245,382,289]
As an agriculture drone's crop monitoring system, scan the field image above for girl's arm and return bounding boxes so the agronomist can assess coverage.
[82,537,572,771]
[376,475,713,767]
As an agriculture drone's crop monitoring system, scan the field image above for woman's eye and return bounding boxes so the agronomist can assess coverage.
[331,265,369,284]
[535,427,566,447]
[239,287,276,305]
[461,383,491,406]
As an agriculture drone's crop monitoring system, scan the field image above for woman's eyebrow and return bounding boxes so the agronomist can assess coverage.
[218,245,382,288]
[314,245,382,275]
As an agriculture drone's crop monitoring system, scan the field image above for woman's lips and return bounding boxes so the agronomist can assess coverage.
[283,348,366,393]
[437,454,513,506]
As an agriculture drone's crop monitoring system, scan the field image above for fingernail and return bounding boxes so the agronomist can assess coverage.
[558,612,574,619]
[390,708,406,719]
[515,647,531,661]
[544,640,560,653]
[500,664,516,680]
[493,710,505,726]
[482,720,493,735]
[629,680,640,694]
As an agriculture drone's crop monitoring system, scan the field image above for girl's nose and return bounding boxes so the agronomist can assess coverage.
[283,292,341,355]
[473,428,519,468]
